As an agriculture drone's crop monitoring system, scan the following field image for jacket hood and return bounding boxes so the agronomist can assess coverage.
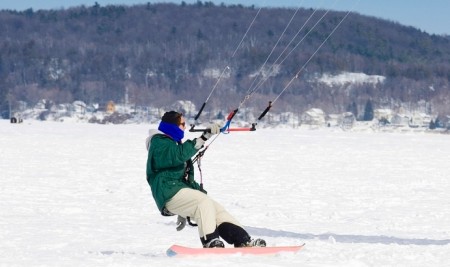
[145,129,164,151]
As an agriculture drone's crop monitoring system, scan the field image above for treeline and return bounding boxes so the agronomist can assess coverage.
[1,2,450,118]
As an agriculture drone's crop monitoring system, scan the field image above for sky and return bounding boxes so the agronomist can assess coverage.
[0,0,448,36]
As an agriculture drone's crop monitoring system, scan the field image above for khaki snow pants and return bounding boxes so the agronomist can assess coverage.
[165,188,242,239]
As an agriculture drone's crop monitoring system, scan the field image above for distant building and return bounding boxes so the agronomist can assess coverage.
[341,112,356,129]
[326,114,340,127]
[374,109,393,121]
[301,108,325,126]
[326,112,355,129]
[34,99,49,110]
[409,113,431,128]
[391,114,410,127]
[73,101,87,114]
[106,101,115,114]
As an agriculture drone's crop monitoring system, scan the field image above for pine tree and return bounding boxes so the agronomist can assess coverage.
[363,99,374,121]
[346,101,358,118]
[429,119,436,130]
[435,117,442,128]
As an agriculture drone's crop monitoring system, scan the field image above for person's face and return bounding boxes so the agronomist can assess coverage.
[179,116,186,131]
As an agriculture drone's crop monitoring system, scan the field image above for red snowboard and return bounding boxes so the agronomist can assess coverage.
[167,244,305,257]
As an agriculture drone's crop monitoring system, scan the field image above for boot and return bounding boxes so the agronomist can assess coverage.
[203,238,225,248]
[235,238,267,248]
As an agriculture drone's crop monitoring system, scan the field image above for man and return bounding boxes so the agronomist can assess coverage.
[146,111,266,248]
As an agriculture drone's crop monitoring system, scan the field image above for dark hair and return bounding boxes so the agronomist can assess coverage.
[161,111,183,125]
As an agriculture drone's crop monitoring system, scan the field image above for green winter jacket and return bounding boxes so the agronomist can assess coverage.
[146,132,202,214]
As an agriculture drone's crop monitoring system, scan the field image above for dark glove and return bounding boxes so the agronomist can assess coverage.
[176,215,186,231]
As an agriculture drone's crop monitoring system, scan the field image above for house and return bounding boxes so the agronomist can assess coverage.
[34,99,50,110]
[326,112,355,129]
[409,113,431,128]
[73,101,87,114]
[106,101,115,114]
[374,109,393,121]
[341,112,356,129]
[326,114,340,127]
[391,114,410,127]
[301,108,326,126]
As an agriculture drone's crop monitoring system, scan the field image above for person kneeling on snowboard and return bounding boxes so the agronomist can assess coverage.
[145,111,266,248]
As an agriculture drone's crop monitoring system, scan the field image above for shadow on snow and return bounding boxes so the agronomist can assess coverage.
[246,226,450,246]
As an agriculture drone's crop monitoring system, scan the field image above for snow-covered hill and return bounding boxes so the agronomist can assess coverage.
[316,72,386,87]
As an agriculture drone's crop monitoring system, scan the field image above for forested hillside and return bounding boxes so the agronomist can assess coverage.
[1,2,450,118]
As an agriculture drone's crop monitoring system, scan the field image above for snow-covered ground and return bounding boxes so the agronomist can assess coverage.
[317,72,386,87]
[1,120,449,266]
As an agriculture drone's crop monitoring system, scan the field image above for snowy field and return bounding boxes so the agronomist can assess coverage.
[1,120,449,266]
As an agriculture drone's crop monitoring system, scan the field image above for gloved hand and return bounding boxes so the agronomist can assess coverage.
[208,123,221,135]
[201,123,221,140]
[176,215,186,231]
[195,123,222,149]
